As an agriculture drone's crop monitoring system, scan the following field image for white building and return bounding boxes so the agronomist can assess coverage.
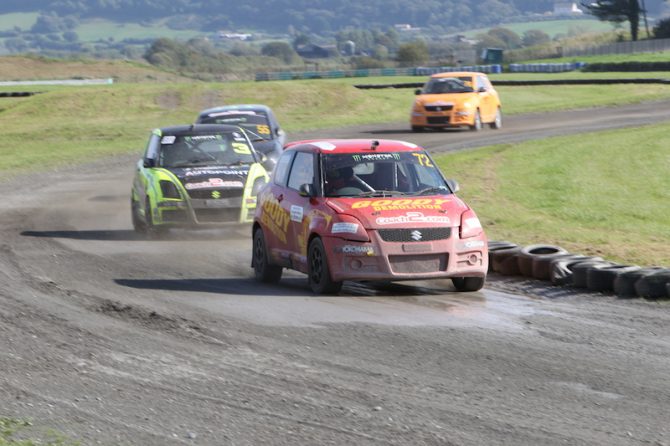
[553,1,583,16]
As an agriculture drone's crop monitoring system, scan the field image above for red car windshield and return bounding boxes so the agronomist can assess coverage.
[322,152,449,197]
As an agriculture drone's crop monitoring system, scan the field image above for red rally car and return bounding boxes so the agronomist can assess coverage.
[251,139,488,294]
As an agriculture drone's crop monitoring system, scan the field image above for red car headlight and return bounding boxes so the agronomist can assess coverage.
[459,209,483,239]
[330,214,370,242]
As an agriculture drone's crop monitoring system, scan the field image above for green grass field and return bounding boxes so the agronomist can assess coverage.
[526,52,670,64]
[1,69,669,265]
[435,124,670,266]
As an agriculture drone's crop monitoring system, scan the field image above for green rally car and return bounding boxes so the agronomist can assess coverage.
[131,124,269,233]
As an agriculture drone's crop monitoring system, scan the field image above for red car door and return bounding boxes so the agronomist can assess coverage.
[283,151,317,271]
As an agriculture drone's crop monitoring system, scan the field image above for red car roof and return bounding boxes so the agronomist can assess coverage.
[284,139,423,154]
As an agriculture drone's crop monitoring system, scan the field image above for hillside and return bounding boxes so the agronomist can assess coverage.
[2,0,665,36]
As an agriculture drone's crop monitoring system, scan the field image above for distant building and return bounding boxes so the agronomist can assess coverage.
[217,32,252,41]
[553,1,583,16]
[295,43,338,59]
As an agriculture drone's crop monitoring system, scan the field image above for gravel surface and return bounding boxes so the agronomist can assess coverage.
[1,102,670,446]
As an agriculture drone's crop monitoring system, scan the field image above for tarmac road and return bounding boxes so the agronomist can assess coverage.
[1,101,669,445]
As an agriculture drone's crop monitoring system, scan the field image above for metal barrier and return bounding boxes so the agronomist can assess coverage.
[255,65,503,81]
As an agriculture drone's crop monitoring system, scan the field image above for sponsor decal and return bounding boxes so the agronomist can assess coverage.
[185,178,244,190]
[375,211,451,226]
[161,136,176,144]
[352,153,400,162]
[210,111,257,117]
[260,198,290,244]
[335,245,374,256]
[312,141,336,151]
[331,222,359,234]
[352,198,450,211]
[184,169,248,177]
[189,135,218,141]
[458,240,485,250]
[232,142,251,154]
[290,205,303,223]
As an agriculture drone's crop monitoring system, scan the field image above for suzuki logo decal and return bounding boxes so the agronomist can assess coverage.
[410,230,423,241]
[211,190,221,199]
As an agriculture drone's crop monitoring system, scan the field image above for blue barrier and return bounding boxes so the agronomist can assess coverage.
[507,62,585,73]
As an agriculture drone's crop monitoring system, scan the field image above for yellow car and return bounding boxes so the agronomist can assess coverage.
[410,71,502,132]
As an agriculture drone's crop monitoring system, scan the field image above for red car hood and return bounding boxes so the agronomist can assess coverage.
[327,195,468,230]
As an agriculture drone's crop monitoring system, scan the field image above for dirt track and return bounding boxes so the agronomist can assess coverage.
[1,102,670,445]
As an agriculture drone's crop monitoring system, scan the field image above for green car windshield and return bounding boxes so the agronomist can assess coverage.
[158,132,256,168]
[322,152,449,197]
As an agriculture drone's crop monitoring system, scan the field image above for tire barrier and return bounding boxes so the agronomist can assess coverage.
[533,253,575,281]
[490,245,523,276]
[548,255,603,286]
[0,91,39,97]
[571,261,614,289]
[487,241,518,273]
[487,241,669,299]
[515,244,569,278]
[634,270,670,299]
[586,265,641,292]
[613,267,665,298]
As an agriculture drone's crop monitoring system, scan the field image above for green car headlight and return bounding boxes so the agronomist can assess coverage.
[159,180,181,199]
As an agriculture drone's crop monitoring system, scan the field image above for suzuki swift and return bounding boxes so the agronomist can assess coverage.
[251,139,488,294]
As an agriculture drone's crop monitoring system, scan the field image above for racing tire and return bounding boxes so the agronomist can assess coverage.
[144,197,168,238]
[571,261,612,289]
[586,265,640,293]
[532,253,575,282]
[487,241,518,273]
[517,244,568,278]
[613,267,664,298]
[252,229,282,284]
[308,238,343,295]
[469,110,482,131]
[452,276,485,292]
[490,246,522,276]
[549,255,603,286]
[131,197,146,234]
[489,108,502,129]
[411,126,425,133]
[634,269,670,299]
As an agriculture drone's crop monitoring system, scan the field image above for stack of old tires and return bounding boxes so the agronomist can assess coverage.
[488,241,670,299]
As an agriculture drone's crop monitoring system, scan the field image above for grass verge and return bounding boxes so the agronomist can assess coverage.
[0,418,78,446]
[434,122,670,266]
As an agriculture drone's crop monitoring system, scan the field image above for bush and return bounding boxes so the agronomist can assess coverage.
[653,18,670,39]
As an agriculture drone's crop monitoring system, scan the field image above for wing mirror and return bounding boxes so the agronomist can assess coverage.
[299,183,315,197]
[143,158,156,168]
[415,89,422,95]
[446,179,460,193]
